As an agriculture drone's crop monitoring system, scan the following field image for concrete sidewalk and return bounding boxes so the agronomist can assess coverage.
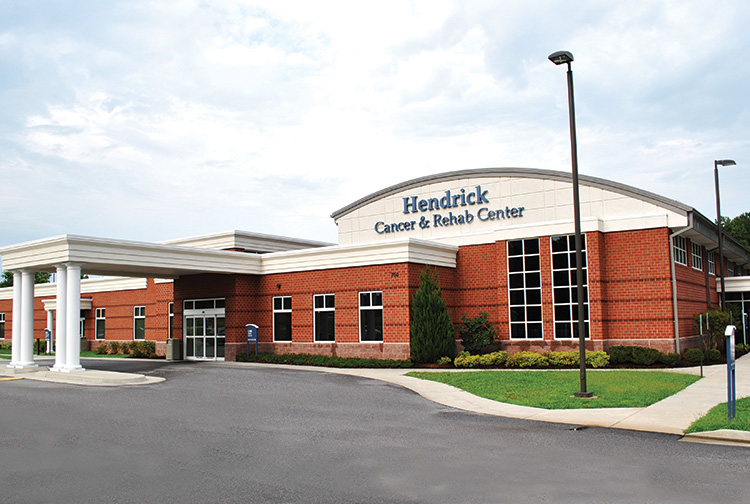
[1,359,164,386]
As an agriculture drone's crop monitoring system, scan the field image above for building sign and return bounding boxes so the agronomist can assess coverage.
[374,185,525,234]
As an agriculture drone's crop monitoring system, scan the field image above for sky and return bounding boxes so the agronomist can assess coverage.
[1,0,749,255]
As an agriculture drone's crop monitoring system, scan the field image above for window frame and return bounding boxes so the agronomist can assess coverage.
[359,291,383,342]
[313,294,335,342]
[708,251,716,275]
[95,308,106,340]
[507,238,543,340]
[551,234,590,340]
[691,242,703,271]
[133,306,146,340]
[273,296,292,342]
[673,235,688,266]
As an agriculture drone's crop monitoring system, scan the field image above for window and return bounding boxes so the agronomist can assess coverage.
[708,251,715,275]
[551,235,589,339]
[95,308,105,340]
[273,296,292,341]
[314,294,335,342]
[0,313,4,339]
[134,306,145,340]
[507,238,543,339]
[673,236,687,266]
[729,262,735,277]
[691,243,703,271]
[168,302,174,339]
[359,291,383,341]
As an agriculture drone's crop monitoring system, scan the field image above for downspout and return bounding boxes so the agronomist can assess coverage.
[669,213,694,354]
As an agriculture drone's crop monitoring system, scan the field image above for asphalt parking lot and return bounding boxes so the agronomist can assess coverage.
[1,359,749,503]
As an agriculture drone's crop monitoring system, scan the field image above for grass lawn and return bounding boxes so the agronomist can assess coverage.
[685,397,750,433]
[406,369,701,409]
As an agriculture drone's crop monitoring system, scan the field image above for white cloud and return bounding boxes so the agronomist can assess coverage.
[0,0,749,250]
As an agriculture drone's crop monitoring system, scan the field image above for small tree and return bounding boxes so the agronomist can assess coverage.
[457,312,496,355]
[693,306,744,351]
[410,266,456,363]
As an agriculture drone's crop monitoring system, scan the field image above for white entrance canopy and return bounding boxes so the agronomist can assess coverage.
[0,234,264,278]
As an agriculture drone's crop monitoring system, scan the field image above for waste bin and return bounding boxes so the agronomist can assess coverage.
[80,337,89,352]
[166,338,182,361]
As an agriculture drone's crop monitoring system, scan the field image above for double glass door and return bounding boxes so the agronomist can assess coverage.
[185,315,225,360]
[184,299,226,361]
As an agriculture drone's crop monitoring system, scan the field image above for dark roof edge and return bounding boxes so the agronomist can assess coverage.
[330,168,693,219]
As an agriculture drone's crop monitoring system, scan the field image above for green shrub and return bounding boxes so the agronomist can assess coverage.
[410,266,456,363]
[659,352,680,367]
[736,344,750,356]
[585,351,610,368]
[683,348,702,363]
[437,356,453,366]
[96,344,108,355]
[454,353,481,368]
[235,352,413,368]
[457,312,496,355]
[707,348,721,362]
[109,341,121,355]
[693,307,743,350]
[545,351,578,367]
[631,346,661,366]
[478,351,508,367]
[506,351,549,368]
[608,346,634,365]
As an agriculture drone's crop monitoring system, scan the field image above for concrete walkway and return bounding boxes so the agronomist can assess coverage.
[2,354,748,446]
[1,359,164,386]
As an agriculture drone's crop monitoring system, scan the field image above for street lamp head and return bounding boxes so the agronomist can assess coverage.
[548,50,574,65]
[715,159,736,167]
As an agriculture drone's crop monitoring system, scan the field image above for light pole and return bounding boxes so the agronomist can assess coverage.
[714,159,736,310]
[549,50,592,398]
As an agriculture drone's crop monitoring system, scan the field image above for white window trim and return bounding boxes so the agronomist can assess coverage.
[507,238,544,340]
[551,235,590,340]
[691,242,703,271]
[313,294,335,342]
[95,308,105,340]
[673,236,688,266]
[133,306,145,340]
[273,296,292,342]
[359,291,384,342]
[708,251,716,275]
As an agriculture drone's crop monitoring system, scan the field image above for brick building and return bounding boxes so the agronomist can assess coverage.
[2,168,749,370]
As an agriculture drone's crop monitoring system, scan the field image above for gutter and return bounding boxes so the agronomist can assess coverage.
[669,213,694,354]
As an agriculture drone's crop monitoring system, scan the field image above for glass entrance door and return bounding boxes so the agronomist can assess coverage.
[184,298,226,361]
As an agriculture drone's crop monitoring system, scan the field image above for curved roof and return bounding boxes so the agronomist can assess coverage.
[331,167,693,220]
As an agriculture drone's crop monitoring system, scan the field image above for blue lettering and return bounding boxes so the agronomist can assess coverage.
[403,196,418,214]
[476,185,490,204]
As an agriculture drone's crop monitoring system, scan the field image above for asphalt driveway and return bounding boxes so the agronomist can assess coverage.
[1,359,748,503]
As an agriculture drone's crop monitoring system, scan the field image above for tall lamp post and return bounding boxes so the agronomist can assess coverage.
[714,159,736,310]
[549,50,592,398]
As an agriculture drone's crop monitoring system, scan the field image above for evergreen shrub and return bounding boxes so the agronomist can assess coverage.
[683,348,702,363]
[457,312,496,355]
[410,266,456,364]
[631,346,661,366]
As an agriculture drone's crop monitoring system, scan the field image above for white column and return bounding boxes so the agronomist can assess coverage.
[63,263,84,372]
[46,309,54,353]
[8,271,22,368]
[51,265,68,371]
[18,270,37,369]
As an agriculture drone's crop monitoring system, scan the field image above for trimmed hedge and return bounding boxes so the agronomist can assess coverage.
[236,352,413,368]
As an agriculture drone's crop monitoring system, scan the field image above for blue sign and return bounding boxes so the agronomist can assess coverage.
[44,328,51,341]
[246,324,259,357]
